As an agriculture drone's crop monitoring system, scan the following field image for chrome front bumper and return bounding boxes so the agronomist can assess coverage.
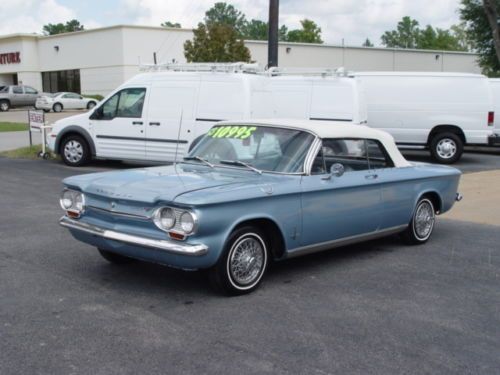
[59,216,208,256]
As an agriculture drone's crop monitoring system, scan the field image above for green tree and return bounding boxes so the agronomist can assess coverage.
[381,16,420,48]
[460,0,500,75]
[242,19,268,40]
[184,23,250,62]
[161,21,181,28]
[362,38,374,47]
[205,2,246,35]
[285,19,323,43]
[42,19,84,35]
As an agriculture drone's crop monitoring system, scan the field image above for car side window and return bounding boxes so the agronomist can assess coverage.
[101,93,120,120]
[366,139,394,169]
[116,88,146,118]
[24,86,38,94]
[311,138,369,174]
[12,86,23,94]
[62,94,72,99]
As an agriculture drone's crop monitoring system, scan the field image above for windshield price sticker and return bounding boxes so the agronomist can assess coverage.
[208,126,257,139]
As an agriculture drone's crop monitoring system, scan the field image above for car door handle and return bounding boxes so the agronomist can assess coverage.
[365,174,378,180]
[132,121,143,125]
[149,122,161,126]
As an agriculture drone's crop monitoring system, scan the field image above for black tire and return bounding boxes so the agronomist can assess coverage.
[208,226,269,295]
[0,100,10,112]
[53,103,63,112]
[188,134,205,152]
[98,248,135,264]
[87,101,96,110]
[402,197,436,245]
[429,132,463,164]
[43,109,50,113]
[60,134,90,167]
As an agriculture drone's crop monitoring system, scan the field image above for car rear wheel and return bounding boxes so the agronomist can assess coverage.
[429,132,463,164]
[0,100,10,112]
[87,101,96,110]
[208,226,269,295]
[60,135,90,167]
[43,109,50,113]
[53,103,63,112]
[98,248,135,264]
[402,197,435,245]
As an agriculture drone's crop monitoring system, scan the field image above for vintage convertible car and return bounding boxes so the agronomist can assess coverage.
[59,120,462,295]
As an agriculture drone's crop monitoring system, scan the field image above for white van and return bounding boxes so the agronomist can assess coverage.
[355,72,497,163]
[48,64,366,166]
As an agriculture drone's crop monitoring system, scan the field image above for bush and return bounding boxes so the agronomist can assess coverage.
[82,94,104,101]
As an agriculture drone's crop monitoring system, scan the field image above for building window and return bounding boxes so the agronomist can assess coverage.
[42,69,80,93]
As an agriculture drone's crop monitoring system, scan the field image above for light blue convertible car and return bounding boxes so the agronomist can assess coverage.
[59,120,462,295]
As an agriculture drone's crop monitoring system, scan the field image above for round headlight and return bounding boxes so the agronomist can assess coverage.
[180,211,195,234]
[74,193,84,211]
[60,190,74,210]
[155,207,176,230]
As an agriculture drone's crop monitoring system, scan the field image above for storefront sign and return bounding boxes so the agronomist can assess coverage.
[0,52,21,64]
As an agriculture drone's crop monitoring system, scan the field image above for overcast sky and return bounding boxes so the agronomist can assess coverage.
[2,0,462,46]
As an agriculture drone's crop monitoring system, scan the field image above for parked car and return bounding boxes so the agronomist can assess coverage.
[47,64,367,166]
[58,119,462,295]
[36,92,98,113]
[355,72,498,163]
[0,85,43,111]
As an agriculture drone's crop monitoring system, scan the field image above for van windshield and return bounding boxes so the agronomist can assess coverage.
[186,125,314,174]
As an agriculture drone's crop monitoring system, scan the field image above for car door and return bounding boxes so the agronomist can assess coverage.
[62,93,80,109]
[90,87,148,160]
[23,86,39,106]
[300,138,382,247]
[11,86,24,106]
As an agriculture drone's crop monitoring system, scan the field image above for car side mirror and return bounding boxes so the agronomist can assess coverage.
[322,163,345,180]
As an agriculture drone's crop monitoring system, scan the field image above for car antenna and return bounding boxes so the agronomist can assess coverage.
[173,109,184,176]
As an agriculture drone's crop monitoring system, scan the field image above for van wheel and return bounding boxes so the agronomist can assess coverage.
[60,135,90,166]
[208,226,269,295]
[0,100,10,112]
[429,132,463,164]
[402,197,435,245]
[53,103,63,112]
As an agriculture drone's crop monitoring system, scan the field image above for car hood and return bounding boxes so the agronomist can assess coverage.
[63,164,266,204]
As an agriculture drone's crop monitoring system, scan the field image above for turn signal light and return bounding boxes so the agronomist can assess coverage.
[169,232,185,241]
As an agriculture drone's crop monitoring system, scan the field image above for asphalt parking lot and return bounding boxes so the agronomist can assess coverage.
[1,154,500,374]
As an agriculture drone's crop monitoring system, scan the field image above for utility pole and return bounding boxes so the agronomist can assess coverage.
[268,0,279,67]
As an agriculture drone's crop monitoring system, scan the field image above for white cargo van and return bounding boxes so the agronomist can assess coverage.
[355,72,497,163]
[48,64,366,166]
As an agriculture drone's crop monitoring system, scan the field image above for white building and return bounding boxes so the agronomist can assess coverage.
[0,24,481,96]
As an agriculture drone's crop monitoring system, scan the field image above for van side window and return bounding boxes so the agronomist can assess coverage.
[100,88,146,120]
[311,139,369,174]
[366,139,393,168]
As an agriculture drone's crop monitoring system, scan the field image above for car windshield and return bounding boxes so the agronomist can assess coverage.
[186,125,315,174]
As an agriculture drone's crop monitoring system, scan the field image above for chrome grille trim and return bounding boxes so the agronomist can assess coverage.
[86,205,151,220]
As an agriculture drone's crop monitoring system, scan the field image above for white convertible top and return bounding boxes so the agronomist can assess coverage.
[217,119,412,168]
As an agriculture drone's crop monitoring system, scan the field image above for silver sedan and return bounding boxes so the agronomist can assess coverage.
[36,92,98,113]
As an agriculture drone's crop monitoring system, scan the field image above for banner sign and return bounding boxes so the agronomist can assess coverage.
[28,110,44,133]
[0,52,21,64]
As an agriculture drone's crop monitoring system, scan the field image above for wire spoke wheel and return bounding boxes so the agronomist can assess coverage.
[413,200,435,240]
[228,235,265,286]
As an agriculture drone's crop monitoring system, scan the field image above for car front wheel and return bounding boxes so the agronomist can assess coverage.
[53,103,63,112]
[209,226,269,295]
[0,100,10,111]
[60,135,90,166]
[402,197,435,245]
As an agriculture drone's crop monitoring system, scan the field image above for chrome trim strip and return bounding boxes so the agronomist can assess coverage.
[285,224,408,259]
[87,205,151,220]
[59,216,208,256]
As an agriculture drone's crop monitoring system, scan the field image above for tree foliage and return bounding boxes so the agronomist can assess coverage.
[42,19,84,35]
[205,2,246,35]
[460,0,500,75]
[184,23,250,62]
[284,19,323,44]
[381,16,467,51]
[362,38,374,47]
[161,21,181,28]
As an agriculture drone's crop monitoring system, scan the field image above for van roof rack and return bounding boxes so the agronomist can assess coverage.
[139,62,260,73]
[260,67,352,77]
